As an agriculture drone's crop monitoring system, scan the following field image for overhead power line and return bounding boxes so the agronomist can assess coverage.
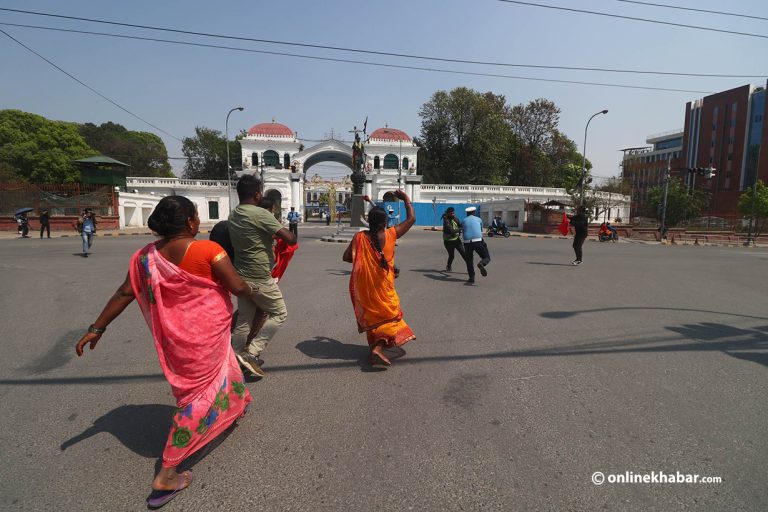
[497,0,768,40]
[0,28,182,142]
[614,0,768,22]
[0,23,714,94]
[0,7,763,78]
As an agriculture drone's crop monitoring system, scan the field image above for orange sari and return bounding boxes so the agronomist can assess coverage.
[349,227,415,347]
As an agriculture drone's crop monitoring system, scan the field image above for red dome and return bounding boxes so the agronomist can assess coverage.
[247,121,294,138]
[370,127,411,142]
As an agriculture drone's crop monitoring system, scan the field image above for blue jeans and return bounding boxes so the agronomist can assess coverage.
[82,231,94,254]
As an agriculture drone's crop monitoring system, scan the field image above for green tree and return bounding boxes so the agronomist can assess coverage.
[0,109,96,183]
[543,131,590,189]
[79,122,173,177]
[419,87,513,185]
[508,98,560,186]
[0,161,22,183]
[644,179,709,226]
[182,127,241,180]
[738,180,768,238]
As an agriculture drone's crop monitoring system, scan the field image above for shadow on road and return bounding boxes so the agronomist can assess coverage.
[525,261,573,266]
[8,320,767,387]
[60,403,240,476]
[409,268,467,283]
[325,269,351,276]
[540,306,768,321]
[61,404,174,458]
[295,336,390,372]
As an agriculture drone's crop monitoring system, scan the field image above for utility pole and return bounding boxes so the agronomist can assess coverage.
[660,159,671,241]
[745,143,763,246]
[745,178,758,246]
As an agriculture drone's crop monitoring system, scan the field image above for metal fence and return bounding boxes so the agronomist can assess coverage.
[632,214,747,232]
[0,182,116,217]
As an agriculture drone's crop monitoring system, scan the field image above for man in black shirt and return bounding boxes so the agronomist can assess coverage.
[567,207,589,265]
[39,209,51,238]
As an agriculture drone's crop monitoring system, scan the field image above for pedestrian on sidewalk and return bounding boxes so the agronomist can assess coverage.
[567,207,589,265]
[441,207,466,272]
[74,209,97,257]
[287,207,300,237]
[228,175,297,378]
[461,207,490,284]
[343,189,416,366]
[39,209,51,238]
[74,195,254,509]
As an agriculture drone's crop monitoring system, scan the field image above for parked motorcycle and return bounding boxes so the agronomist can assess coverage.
[598,231,619,242]
[487,225,511,238]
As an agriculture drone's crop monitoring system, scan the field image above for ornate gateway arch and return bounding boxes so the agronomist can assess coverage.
[236,120,422,219]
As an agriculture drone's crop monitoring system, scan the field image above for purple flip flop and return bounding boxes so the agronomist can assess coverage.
[146,471,192,509]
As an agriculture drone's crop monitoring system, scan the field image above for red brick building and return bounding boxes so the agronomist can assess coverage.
[682,83,768,217]
[621,130,684,219]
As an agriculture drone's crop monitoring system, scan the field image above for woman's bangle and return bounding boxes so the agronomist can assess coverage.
[88,324,106,335]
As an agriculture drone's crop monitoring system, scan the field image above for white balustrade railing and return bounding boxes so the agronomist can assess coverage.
[126,177,232,188]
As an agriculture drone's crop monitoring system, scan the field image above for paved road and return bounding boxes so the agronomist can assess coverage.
[1,229,766,511]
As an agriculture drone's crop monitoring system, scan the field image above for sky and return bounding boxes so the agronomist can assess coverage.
[2,0,766,182]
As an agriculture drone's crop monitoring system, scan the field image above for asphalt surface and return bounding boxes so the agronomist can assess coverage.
[1,227,766,511]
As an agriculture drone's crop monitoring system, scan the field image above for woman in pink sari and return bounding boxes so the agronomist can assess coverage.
[75,196,254,509]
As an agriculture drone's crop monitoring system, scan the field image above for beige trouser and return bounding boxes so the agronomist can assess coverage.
[232,278,287,357]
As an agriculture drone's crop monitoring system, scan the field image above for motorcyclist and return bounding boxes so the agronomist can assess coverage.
[490,216,507,234]
[599,222,618,241]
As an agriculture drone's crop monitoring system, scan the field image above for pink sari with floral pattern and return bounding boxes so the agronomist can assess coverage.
[129,243,252,467]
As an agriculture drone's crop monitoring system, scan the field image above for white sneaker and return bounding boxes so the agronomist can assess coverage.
[572,260,582,266]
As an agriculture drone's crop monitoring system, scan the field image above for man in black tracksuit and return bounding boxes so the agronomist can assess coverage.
[567,208,589,265]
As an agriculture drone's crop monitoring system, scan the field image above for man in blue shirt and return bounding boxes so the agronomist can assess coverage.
[386,205,397,228]
[460,206,490,284]
[287,207,300,237]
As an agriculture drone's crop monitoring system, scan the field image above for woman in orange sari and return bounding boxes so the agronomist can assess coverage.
[343,189,416,365]
[75,196,255,509]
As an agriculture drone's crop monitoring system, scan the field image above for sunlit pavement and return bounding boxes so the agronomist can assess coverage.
[1,231,766,511]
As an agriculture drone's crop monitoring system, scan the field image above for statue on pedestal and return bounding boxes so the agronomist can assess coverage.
[349,124,367,195]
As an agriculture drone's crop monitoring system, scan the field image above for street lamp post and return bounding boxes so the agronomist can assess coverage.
[580,109,609,207]
[225,106,244,212]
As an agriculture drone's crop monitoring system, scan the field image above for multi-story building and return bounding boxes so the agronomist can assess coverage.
[682,83,768,217]
[620,130,684,218]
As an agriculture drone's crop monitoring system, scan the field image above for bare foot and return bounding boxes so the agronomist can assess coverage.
[370,343,391,366]
[152,468,191,491]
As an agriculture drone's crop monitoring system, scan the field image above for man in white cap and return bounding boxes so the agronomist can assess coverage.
[460,206,490,284]
[386,205,397,228]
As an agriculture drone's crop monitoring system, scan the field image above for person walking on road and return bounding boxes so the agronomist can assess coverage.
[75,209,97,257]
[74,195,254,509]
[441,207,466,272]
[343,189,416,366]
[287,207,300,237]
[228,175,297,378]
[567,207,589,265]
[461,207,490,284]
[39,209,51,238]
